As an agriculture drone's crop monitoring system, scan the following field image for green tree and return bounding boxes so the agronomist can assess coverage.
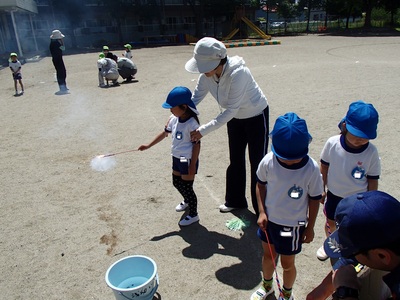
[362,0,379,28]
[380,0,400,26]
[326,0,363,28]
[277,0,300,21]
[297,0,325,31]
[325,0,383,29]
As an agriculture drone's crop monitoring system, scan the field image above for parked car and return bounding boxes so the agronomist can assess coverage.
[270,21,286,29]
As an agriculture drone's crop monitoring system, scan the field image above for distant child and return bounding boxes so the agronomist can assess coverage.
[122,44,133,59]
[316,100,380,261]
[9,53,24,95]
[138,86,201,226]
[102,45,118,62]
[251,112,323,300]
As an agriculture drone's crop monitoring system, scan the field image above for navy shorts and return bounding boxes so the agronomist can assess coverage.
[172,156,198,175]
[324,190,343,220]
[13,73,22,80]
[257,221,305,255]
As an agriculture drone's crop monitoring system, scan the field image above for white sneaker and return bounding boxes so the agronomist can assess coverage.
[179,215,199,226]
[250,286,274,300]
[316,245,329,261]
[175,201,188,212]
[219,204,236,212]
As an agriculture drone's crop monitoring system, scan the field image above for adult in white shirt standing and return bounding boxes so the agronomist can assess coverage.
[185,37,269,215]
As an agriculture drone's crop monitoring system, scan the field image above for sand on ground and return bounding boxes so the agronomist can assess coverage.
[1,34,400,299]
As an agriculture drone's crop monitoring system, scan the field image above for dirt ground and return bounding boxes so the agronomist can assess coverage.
[1,34,400,300]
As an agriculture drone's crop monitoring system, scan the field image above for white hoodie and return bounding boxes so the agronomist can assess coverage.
[192,56,268,136]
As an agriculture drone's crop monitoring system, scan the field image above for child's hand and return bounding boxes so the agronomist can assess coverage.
[320,191,326,204]
[302,226,315,243]
[138,145,150,151]
[257,212,268,231]
[188,162,196,175]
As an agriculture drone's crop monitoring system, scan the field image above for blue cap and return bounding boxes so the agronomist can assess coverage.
[270,112,311,160]
[344,100,379,139]
[162,86,199,115]
[324,191,400,258]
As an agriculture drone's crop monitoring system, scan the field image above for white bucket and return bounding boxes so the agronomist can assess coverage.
[105,255,159,300]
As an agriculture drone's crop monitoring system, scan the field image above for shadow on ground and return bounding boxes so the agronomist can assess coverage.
[151,209,263,290]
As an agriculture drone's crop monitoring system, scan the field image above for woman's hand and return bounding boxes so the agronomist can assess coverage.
[190,130,203,142]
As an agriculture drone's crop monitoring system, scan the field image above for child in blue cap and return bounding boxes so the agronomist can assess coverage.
[251,112,324,300]
[138,86,201,226]
[316,100,380,261]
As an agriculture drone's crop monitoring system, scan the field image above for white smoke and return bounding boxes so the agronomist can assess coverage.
[90,155,116,172]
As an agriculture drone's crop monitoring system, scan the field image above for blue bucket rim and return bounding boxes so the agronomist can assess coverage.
[105,255,158,292]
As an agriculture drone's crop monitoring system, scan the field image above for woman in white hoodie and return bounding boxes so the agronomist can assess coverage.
[185,37,269,215]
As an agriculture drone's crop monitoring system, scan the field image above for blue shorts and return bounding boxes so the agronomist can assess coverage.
[172,156,198,175]
[13,73,22,80]
[324,190,343,220]
[257,221,305,255]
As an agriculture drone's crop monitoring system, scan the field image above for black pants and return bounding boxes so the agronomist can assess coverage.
[52,57,67,88]
[225,106,269,215]
[118,67,137,79]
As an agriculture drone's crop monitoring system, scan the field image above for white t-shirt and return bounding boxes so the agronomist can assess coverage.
[9,60,21,73]
[320,135,381,197]
[165,115,199,159]
[256,152,324,227]
[124,51,132,59]
[191,56,268,136]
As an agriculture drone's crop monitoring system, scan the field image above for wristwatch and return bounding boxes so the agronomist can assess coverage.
[333,286,359,299]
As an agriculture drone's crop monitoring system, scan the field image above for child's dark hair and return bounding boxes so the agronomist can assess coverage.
[339,120,347,135]
[179,104,199,124]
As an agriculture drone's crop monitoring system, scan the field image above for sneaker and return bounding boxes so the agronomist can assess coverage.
[250,286,274,300]
[316,245,329,261]
[278,294,294,300]
[175,201,188,212]
[179,215,199,226]
[219,204,236,212]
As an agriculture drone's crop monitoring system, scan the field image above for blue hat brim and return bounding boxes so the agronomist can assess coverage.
[162,102,172,109]
[161,101,199,115]
[271,143,309,160]
[346,124,376,139]
[323,230,343,259]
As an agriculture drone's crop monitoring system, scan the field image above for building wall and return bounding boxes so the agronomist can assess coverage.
[1,1,256,58]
